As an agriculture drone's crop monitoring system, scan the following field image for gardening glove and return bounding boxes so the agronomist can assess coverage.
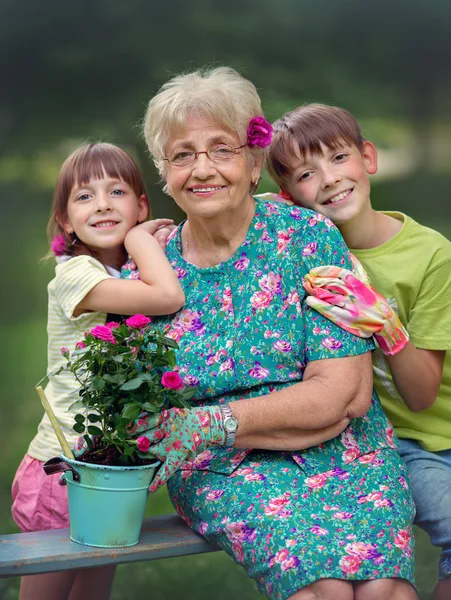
[302,256,409,356]
[135,406,226,492]
[73,434,100,458]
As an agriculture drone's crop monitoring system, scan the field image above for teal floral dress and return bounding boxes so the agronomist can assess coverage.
[147,200,416,599]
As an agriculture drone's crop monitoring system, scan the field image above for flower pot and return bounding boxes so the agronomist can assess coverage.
[44,455,160,548]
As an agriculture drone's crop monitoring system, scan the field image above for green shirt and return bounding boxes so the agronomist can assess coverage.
[352,211,451,451]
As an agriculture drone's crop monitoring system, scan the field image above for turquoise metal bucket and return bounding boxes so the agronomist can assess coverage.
[46,455,160,548]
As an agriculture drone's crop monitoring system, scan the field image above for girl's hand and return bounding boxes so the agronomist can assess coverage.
[302,256,409,356]
[122,220,176,277]
[135,407,226,492]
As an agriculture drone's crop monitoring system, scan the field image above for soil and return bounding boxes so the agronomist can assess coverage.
[76,444,156,467]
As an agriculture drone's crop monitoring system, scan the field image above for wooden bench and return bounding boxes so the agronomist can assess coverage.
[0,513,219,578]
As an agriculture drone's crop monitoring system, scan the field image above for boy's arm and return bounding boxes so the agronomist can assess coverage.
[386,343,446,412]
[77,220,185,316]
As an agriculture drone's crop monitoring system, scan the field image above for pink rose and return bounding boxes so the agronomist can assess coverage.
[161,371,184,390]
[90,325,116,344]
[75,341,86,350]
[137,436,151,452]
[51,234,67,256]
[61,346,70,357]
[126,314,151,329]
[105,321,120,329]
[247,116,273,148]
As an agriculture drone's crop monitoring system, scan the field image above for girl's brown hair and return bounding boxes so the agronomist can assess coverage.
[266,104,364,189]
[48,142,149,256]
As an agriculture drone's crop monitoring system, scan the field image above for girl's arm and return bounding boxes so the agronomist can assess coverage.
[77,219,185,316]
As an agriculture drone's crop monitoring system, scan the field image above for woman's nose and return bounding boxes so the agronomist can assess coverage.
[192,152,216,178]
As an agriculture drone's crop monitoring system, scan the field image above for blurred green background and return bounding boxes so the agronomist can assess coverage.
[1,0,450,598]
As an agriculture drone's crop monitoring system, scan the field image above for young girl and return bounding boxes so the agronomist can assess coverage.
[11,142,185,600]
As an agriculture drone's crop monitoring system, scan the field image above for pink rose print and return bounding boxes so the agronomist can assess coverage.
[310,526,329,536]
[220,287,233,313]
[219,358,235,372]
[198,522,209,535]
[248,362,270,379]
[394,528,411,550]
[273,340,292,353]
[206,490,225,501]
[232,542,245,562]
[305,473,329,489]
[281,556,300,572]
[174,266,187,278]
[302,242,318,256]
[343,447,360,463]
[333,512,354,520]
[234,253,250,271]
[183,374,199,386]
[346,542,381,560]
[264,495,291,516]
[250,290,273,310]
[225,522,256,543]
[173,309,204,332]
[259,272,282,295]
[339,554,362,574]
[277,231,291,254]
[126,314,151,329]
[322,337,343,350]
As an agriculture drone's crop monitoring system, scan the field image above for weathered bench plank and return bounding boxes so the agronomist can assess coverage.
[0,514,218,577]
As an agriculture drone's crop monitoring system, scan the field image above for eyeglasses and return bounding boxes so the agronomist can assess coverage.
[163,143,248,168]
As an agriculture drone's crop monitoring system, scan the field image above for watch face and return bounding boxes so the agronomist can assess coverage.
[224,417,238,433]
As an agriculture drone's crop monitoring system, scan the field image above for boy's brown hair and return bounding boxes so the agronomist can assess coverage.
[48,142,149,256]
[266,104,365,189]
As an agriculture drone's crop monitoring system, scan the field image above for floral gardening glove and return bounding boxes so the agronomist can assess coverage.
[302,256,409,356]
[133,406,226,492]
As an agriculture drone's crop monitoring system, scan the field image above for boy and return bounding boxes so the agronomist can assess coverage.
[265,103,451,600]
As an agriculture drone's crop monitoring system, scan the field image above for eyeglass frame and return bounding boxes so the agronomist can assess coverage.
[163,143,248,167]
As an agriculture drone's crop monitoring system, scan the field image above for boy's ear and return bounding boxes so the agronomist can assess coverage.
[137,194,149,223]
[362,141,378,175]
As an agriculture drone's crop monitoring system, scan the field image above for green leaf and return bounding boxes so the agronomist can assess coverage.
[121,402,142,418]
[74,413,85,423]
[87,425,103,436]
[87,413,100,423]
[73,423,85,434]
[68,399,86,412]
[119,377,144,391]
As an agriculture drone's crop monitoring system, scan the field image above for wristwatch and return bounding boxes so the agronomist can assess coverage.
[220,403,239,447]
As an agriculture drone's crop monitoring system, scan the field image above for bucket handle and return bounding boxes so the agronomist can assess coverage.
[43,456,81,485]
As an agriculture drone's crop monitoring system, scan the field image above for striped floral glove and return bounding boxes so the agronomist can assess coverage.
[135,407,226,492]
[303,257,409,356]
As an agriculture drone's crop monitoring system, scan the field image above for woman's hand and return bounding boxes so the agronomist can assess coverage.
[135,407,226,492]
[302,257,409,356]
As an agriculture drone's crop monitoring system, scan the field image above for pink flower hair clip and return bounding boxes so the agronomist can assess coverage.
[247,116,273,149]
[50,234,70,257]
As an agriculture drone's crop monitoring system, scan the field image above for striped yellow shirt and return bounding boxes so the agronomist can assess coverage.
[28,255,112,461]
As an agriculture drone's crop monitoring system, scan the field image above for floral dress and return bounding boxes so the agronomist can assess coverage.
[149,200,416,599]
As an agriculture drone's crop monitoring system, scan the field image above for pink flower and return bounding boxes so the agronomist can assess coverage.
[126,314,151,329]
[394,527,411,550]
[247,116,273,148]
[61,346,70,357]
[51,234,68,256]
[137,436,151,452]
[340,554,362,574]
[161,371,184,390]
[250,290,273,310]
[75,341,86,350]
[105,321,120,329]
[90,325,116,344]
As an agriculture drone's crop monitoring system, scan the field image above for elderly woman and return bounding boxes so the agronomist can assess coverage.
[136,68,417,600]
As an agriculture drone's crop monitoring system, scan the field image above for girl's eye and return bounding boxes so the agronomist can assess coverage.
[111,189,125,196]
[78,193,91,201]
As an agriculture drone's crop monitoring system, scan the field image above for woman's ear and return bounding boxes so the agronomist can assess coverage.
[137,194,149,223]
[251,154,264,187]
[362,141,378,175]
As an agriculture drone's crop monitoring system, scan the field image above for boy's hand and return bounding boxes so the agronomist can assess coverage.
[303,258,409,356]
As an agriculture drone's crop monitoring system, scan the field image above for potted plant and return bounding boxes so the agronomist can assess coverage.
[42,314,195,548]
